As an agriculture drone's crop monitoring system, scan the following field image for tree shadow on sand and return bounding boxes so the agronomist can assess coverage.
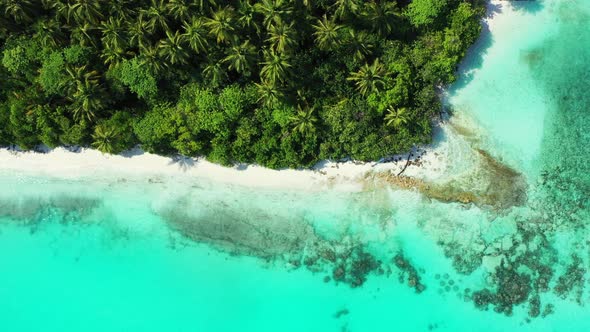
[168,155,196,171]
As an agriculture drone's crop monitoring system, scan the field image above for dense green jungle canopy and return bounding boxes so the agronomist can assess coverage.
[0,0,484,168]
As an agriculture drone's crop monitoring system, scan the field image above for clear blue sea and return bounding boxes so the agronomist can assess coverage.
[2,1,590,331]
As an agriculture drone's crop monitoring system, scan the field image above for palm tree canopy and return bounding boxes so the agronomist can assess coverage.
[166,0,191,21]
[0,0,487,169]
[331,0,361,20]
[362,1,398,36]
[289,105,317,135]
[128,18,150,48]
[92,124,118,153]
[70,0,104,24]
[100,16,126,49]
[182,17,209,53]
[266,21,296,53]
[255,80,283,108]
[347,58,387,96]
[158,30,189,65]
[205,6,236,44]
[384,106,411,129]
[4,0,36,23]
[203,60,228,87]
[254,0,292,28]
[346,30,374,61]
[223,40,258,74]
[312,15,342,51]
[260,50,291,84]
[141,0,170,33]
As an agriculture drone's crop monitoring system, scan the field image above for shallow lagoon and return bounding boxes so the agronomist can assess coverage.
[2,1,590,331]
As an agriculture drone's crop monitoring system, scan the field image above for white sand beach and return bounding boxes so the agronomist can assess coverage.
[0,121,481,192]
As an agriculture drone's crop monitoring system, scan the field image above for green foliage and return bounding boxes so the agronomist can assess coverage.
[91,111,136,154]
[0,0,485,168]
[8,97,39,150]
[219,85,251,120]
[1,37,41,81]
[38,51,67,95]
[0,102,14,145]
[59,119,90,146]
[133,104,180,154]
[35,106,63,148]
[406,0,448,28]
[119,58,158,100]
[63,45,91,65]
[93,111,137,153]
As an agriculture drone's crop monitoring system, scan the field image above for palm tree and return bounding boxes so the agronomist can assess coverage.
[260,50,291,84]
[223,40,257,75]
[167,0,190,21]
[347,58,386,96]
[266,21,296,54]
[100,16,126,50]
[194,0,216,13]
[141,0,169,34]
[128,18,150,48]
[346,30,373,61]
[362,1,397,36]
[65,65,100,95]
[33,19,66,48]
[158,30,189,65]
[255,80,283,108]
[331,0,361,20]
[70,22,97,47]
[182,17,209,54]
[52,0,75,24]
[312,15,342,51]
[290,105,317,135]
[202,61,227,87]
[237,0,260,34]
[4,0,36,23]
[70,78,106,122]
[109,0,136,21]
[92,124,118,154]
[254,0,292,29]
[70,0,104,24]
[205,6,236,44]
[138,44,166,74]
[101,45,129,69]
[384,106,410,129]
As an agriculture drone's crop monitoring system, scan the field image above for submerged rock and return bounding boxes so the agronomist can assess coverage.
[393,252,426,293]
[368,127,528,210]
[160,197,383,288]
[471,262,532,315]
[553,254,586,304]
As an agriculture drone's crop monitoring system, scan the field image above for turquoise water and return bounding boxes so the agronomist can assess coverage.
[2,1,590,331]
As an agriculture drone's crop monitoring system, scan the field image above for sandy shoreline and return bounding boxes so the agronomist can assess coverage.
[0,119,489,195]
[0,133,443,192]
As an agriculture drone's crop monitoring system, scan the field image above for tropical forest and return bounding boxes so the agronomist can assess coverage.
[0,0,485,168]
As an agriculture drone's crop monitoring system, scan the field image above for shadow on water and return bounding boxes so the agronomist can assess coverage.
[449,21,493,93]
[511,0,545,14]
